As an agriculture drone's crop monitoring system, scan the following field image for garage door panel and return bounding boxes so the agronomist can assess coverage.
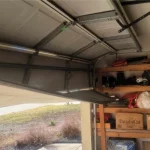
[85,20,129,38]
[29,70,65,92]
[51,0,114,16]
[33,56,66,67]
[107,38,137,50]
[43,26,92,55]
[68,72,89,89]
[0,0,37,43]
[0,0,63,48]
[78,43,110,59]
[13,11,60,47]
[0,0,30,32]
[0,68,24,84]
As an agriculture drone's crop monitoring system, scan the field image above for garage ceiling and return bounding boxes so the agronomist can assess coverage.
[0,0,147,62]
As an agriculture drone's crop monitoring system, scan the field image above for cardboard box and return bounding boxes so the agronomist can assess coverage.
[116,113,143,129]
[147,115,150,130]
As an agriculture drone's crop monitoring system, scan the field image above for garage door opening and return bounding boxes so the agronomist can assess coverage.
[0,82,82,150]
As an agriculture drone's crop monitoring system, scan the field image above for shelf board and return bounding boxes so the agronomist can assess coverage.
[92,123,110,129]
[98,64,150,73]
[103,107,150,114]
[96,86,150,93]
[98,129,150,138]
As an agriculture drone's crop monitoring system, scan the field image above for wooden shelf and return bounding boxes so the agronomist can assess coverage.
[97,107,150,114]
[98,129,150,138]
[92,123,110,129]
[98,64,150,73]
[96,86,150,93]
[96,105,150,150]
[104,107,150,114]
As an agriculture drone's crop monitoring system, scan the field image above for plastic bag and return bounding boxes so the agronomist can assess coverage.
[137,91,150,109]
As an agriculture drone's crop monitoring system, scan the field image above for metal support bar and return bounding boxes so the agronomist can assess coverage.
[0,62,90,72]
[0,42,91,64]
[121,0,150,5]
[64,61,72,90]
[110,0,142,52]
[71,41,97,57]
[34,21,71,49]
[22,55,33,84]
[23,22,71,84]
[88,64,93,87]
[76,10,118,24]
[117,11,150,33]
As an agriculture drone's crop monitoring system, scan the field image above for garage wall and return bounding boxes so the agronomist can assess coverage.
[0,50,89,94]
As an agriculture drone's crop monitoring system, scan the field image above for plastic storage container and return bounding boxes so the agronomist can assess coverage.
[107,140,135,150]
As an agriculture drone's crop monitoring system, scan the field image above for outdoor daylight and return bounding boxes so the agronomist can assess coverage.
[0,103,82,150]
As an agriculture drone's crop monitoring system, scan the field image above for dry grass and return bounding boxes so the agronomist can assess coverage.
[0,104,80,125]
[0,105,81,149]
[0,128,53,149]
[0,136,17,149]
[61,115,81,139]
[16,128,53,148]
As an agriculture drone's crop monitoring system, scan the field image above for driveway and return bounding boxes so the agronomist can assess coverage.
[38,143,82,150]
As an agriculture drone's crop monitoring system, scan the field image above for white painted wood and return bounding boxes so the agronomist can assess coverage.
[81,102,92,150]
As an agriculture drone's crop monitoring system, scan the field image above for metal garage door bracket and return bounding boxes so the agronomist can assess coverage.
[116,11,150,33]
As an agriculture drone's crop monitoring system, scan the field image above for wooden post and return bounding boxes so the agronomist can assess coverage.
[99,104,106,150]
[81,102,92,150]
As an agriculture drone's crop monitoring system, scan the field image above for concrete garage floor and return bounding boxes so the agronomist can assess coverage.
[38,143,82,150]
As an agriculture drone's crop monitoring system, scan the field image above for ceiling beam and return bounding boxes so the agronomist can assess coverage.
[76,10,119,24]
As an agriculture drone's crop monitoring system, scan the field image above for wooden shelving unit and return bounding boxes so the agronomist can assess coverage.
[98,64,150,73]
[96,105,150,150]
[96,64,150,94]
[96,64,150,150]
[96,86,150,93]
[97,107,150,114]
[98,129,150,138]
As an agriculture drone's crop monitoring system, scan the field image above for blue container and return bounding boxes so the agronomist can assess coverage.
[107,140,135,150]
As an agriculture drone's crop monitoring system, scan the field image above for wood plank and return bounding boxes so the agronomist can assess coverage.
[103,108,150,114]
[98,130,150,138]
[98,64,150,73]
[92,123,110,129]
[106,132,150,138]
[99,105,106,150]
[98,86,150,93]
[143,142,150,150]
